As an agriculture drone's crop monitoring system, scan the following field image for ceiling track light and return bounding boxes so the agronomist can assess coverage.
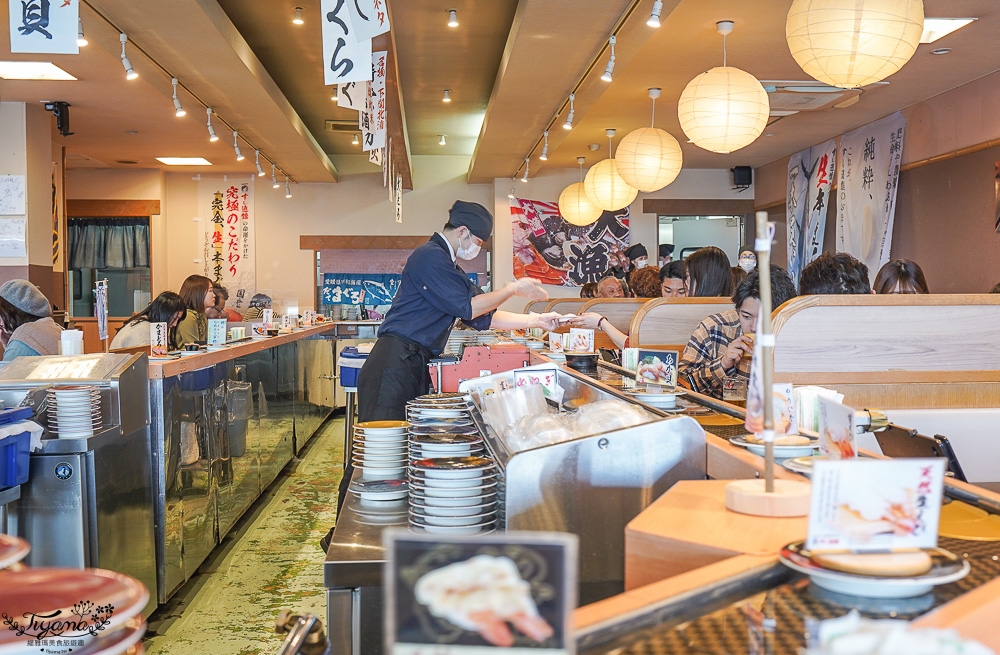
[171,78,186,117]
[292,6,304,25]
[507,176,516,200]
[77,17,87,47]
[563,93,575,130]
[206,107,219,142]
[119,33,137,80]
[285,178,293,199]
[233,130,244,161]
[647,0,663,28]
[447,9,458,27]
[255,150,265,176]
[271,164,280,188]
[352,133,360,145]
[439,134,447,146]
[539,130,549,161]
[442,89,452,103]
[520,157,530,182]
[601,35,616,82]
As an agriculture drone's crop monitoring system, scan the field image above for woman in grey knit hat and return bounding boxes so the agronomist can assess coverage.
[0,279,61,361]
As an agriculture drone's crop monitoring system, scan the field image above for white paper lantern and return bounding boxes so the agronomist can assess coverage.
[786,0,924,89]
[677,66,770,154]
[584,159,638,211]
[615,127,684,193]
[558,182,603,226]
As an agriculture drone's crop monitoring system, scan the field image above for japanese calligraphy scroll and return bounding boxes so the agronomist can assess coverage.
[9,0,78,54]
[837,112,905,280]
[511,198,630,287]
[200,178,256,312]
[786,139,836,285]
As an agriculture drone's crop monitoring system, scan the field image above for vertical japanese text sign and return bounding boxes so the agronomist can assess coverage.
[10,0,79,54]
[321,0,373,85]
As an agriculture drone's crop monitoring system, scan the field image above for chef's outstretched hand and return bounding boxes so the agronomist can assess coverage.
[566,312,602,330]
[510,277,549,301]
[535,312,562,331]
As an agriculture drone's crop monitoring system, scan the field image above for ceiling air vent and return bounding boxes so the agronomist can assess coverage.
[761,80,886,116]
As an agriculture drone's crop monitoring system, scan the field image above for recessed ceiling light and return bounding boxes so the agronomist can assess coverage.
[920,18,976,44]
[156,157,213,165]
[292,6,304,25]
[931,47,952,55]
[0,62,76,80]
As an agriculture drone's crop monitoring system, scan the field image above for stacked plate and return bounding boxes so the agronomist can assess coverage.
[405,393,474,427]
[408,456,498,534]
[352,420,408,480]
[46,385,102,438]
[622,388,685,410]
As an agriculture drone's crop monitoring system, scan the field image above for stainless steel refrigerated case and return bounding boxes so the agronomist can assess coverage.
[0,353,156,617]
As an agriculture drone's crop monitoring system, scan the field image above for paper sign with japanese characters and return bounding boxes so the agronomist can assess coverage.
[567,329,593,353]
[818,397,856,460]
[321,0,373,84]
[548,332,564,353]
[337,81,367,110]
[281,314,294,329]
[262,308,273,326]
[200,178,256,312]
[150,322,168,355]
[346,0,390,42]
[384,529,577,655]
[745,383,797,436]
[623,349,678,387]
[807,459,945,552]
[9,0,79,54]
[207,319,227,346]
[514,368,558,399]
[367,51,387,150]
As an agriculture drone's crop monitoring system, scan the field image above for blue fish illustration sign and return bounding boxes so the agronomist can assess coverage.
[322,273,479,307]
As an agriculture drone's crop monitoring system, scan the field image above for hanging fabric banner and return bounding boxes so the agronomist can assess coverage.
[837,112,905,279]
[786,139,836,285]
[200,178,257,311]
[511,198,630,287]
[9,0,79,54]
[321,0,373,85]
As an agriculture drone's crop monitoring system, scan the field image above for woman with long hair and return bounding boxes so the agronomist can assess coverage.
[684,247,734,297]
[111,291,188,351]
[873,259,929,294]
[175,275,215,346]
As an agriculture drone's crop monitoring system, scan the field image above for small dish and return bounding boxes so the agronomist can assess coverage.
[730,435,818,459]
[349,478,408,501]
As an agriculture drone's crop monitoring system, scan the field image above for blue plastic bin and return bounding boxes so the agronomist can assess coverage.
[0,430,30,490]
[339,347,370,388]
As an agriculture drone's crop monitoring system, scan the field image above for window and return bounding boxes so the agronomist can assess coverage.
[67,217,151,318]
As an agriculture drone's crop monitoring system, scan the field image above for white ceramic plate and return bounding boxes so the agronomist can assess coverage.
[730,435,818,459]
[778,541,970,598]
[409,510,498,526]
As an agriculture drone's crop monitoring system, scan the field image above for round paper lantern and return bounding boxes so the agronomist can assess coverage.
[615,127,684,193]
[584,159,638,211]
[558,182,603,226]
[786,0,924,89]
[677,66,770,154]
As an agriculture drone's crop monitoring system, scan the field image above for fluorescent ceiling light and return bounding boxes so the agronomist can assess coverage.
[156,157,213,165]
[920,18,976,44]
[0,62,76,80]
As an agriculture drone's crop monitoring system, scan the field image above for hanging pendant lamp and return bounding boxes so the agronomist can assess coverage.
[616,88,684,192]
[584,130,638,212]
[559,158,603,226]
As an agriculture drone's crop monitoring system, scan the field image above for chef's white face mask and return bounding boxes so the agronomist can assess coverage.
[634,257,648,269]
[457,229,482,260]
[738,253,756,272]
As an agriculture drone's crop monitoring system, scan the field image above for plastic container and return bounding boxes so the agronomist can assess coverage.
[0,430,30,490]
[339,347,370,388]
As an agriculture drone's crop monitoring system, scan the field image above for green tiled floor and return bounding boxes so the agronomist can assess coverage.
[145,417,345,654]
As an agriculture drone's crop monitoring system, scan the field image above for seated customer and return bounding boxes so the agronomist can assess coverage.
[685,246,734,297]
[111,291,187,352]
[580,282,598,299]
[798,252,871,295]
[206,285,244,321]
[597,276,625,298]
[629,266,662,298]
[175,274,215,346]
[242,293,272,321]
[873,259,929,294]
[659,261,686,297]
[0,280,61,361]
[679,266,797,399]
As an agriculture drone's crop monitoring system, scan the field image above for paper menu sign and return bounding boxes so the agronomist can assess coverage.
[384,529,577,655]
[281,314,294,329]
[302,310,315,326]
[818,397,856,459]
[207,319,227,345]
[149,323,169,355]
[623,349,678,387]
[567,328,593,353]
[745,383,797,436]
[514,368,558,399]
[806,459,945,552]
[548,332,564,353]
[251,323,266,338]
[262,308,274,326]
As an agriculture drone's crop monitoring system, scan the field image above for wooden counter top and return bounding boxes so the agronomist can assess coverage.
[146,324,336,379]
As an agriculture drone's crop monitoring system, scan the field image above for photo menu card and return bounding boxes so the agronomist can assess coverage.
[384,530,577,655]
[149,322,168,355]
[818,397,857,459]
[621,349,678,388]
[806,459,945,552]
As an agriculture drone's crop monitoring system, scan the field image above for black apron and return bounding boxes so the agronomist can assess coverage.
[337,333,432,512]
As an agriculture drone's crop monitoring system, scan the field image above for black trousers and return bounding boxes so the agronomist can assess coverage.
[337,334,432,512]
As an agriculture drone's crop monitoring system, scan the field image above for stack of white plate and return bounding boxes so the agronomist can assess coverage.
[352,420,409,480]
[409,433,485,464]
[405,393,474,427]
[46,385,102,438]
[524,339,546,350]
[408,456,498,534]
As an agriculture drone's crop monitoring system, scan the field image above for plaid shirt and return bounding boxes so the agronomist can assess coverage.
[679,310,750,399]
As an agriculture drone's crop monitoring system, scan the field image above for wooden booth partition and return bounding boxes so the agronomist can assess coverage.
[545,298,589,316]
[523,299,557,314]
[771,294,1000,409]
[580,298,652,334]
[628,298,733,353]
